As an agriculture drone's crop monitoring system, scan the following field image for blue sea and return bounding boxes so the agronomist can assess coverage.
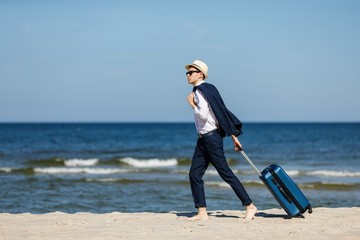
[0,123,359,213]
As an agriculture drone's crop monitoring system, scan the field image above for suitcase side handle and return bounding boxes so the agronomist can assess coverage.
[240,150,262,176]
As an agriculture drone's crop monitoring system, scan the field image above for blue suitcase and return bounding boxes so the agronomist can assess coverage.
[240,150,313,217]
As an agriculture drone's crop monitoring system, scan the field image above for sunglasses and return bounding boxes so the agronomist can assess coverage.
[186,70,200,76]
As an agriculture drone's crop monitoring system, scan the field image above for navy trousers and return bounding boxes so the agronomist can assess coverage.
[189,131,252,208]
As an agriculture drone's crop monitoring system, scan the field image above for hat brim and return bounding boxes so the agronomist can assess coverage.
[185,64,208,79]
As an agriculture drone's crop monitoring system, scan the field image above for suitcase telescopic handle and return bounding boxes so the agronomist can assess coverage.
[239,149,262,176]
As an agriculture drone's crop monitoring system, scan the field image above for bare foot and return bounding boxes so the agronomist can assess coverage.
[188,213,208,221]
[188,207,208,221]
[244,203,257,220]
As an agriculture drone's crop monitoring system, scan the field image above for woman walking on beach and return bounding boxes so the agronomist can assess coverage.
[185,60,257,220]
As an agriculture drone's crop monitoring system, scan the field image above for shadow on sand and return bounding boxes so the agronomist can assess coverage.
[174,211,294,219]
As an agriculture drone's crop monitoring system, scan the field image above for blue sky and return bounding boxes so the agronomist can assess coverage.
[1,0,359,122]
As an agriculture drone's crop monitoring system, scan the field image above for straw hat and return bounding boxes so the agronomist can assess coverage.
[185,60,209,79]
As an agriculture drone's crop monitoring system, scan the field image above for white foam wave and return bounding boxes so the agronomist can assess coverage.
[206,181,231,188]
[321,181,354,186]
[241,170,259,175]
[64,158,99,167]
[205,169,259,176]
[303,181,355,188]
[173,170,188,174]
[243,180,264,185]
[285,170,300,177]
[120,157,177,168]
[86,178,118,182]
[206,180,263,188]
[204,170,218,175]
[308,170,360,178]
[0,167,12,173]
[34,167,129,175]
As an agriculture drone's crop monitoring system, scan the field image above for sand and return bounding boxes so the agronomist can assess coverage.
[0,207,359,240]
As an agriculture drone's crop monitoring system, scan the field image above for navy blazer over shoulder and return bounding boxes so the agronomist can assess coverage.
[195,83,243,138]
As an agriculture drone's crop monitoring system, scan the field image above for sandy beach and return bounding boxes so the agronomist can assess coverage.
[0,207,359,240]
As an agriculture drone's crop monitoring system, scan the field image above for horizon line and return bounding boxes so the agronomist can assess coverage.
[0,121,359,124]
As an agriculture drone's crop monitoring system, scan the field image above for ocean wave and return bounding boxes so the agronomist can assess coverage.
[176,158,236,166]
[206,181,231,188]
[285,170,300,177]
[177,158,192,166]
[204,170,219,176]
[204,169,258,176]
[26,157,65,166]
[85,178,145,184]
[34,167,130,175]
[64,158,99,167]
[173,170,188,175]
[307,170,360,178]
[167,168,360,179]
[206,180,264,188]
[0,167,34,174]
[242,180,264,186]
[255,169,359,178]
[0,167,12,173]
[206,180,359,191]
[174,169,257,176]
[300,181,360,190]
[119,157,178,168]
